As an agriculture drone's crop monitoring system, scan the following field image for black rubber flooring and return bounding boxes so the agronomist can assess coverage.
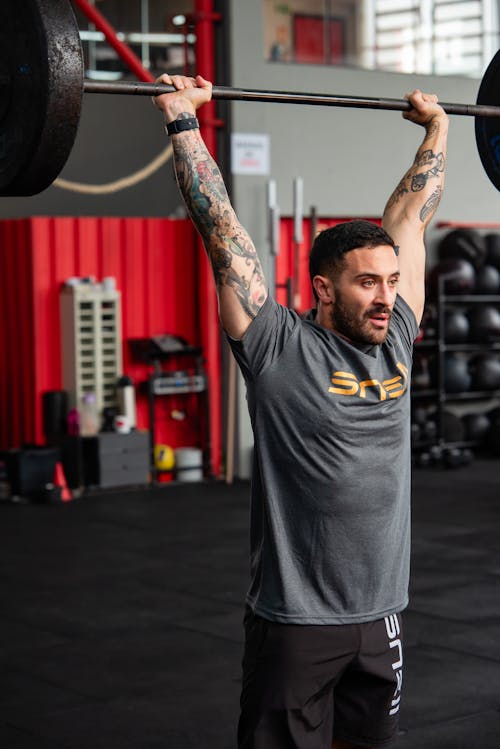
[1,459,500,748]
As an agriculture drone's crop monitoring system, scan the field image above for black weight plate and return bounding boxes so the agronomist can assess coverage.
[0,0,84,196]
[475,49,500,192]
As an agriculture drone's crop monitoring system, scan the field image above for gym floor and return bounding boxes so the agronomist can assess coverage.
[1,459,500,748]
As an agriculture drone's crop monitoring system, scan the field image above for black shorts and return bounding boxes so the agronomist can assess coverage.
[238,609,403,749]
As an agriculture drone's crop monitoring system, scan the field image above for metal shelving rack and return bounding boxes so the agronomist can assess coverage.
[146,348,211,483]
[60,282,123,413]
[413,277,500,454]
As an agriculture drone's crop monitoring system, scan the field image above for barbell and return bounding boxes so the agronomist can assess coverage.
[2,0,500,197]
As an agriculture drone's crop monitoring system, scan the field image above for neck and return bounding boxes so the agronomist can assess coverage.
[315,303,334,332]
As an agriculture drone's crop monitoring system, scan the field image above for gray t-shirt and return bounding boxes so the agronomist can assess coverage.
[228,294,418,625]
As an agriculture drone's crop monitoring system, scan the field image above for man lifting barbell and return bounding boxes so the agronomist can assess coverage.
[153,74,448,749]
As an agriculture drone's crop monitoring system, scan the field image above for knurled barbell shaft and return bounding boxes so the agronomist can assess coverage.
[83,79,500,118]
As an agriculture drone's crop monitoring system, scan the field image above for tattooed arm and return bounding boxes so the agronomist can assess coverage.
[154,74,267,340]
[382,90,449,325]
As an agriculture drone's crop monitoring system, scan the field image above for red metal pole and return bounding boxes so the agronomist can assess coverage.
[72,0,155,82]
[194,0,223,478]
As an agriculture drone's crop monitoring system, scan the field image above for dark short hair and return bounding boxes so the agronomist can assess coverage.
[309,220,397,300]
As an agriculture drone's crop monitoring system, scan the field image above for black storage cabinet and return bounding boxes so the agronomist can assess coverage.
[83,432,149,488]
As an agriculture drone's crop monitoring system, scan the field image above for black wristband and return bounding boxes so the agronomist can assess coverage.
[166,116,200,135]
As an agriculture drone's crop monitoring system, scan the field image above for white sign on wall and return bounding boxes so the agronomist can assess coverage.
[231,133,270,175]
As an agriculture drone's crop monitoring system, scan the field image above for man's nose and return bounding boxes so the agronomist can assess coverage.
[374,283,394,306]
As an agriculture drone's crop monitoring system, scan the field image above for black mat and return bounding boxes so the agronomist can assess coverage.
[1,461,499,748]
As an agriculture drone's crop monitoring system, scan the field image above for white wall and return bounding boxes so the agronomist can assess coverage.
[226,0,500,478]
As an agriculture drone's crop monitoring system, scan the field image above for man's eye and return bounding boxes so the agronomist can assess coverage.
[362,279,374,287]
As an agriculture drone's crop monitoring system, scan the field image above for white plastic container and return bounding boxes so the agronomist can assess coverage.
[117,375,136,429]
[79,392,100,436]
[174,447,203,482]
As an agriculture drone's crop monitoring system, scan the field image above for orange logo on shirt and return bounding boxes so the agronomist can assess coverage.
[328,362,408,401]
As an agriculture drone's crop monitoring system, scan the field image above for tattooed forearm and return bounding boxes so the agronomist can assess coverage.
[386,147,445,211]
[422,119,439,142]
[415,149,442,168]
[385,114,446,217]
[175,145,228,241]
[411,155,444,191]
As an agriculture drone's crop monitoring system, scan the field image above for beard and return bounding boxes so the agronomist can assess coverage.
[330,297,392,345]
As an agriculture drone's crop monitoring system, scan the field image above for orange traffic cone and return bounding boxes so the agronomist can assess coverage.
[53,461,72,502]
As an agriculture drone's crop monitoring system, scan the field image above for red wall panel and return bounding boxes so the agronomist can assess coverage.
[0,215,382,476]
[0,220,36,448]
[0,217,221,475]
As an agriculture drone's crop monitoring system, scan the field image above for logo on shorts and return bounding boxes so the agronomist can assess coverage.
[384,614,403,716]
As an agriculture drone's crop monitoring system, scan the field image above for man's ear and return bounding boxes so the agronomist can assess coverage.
[312,275,335,304]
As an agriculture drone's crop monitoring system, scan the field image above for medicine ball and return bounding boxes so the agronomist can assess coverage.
[442,410,466,442]
[486,408,500,456]
[415,451,432,468]
[154,444,175,471]
[443,309,469,342]
[462,412,490,443]
[427,258,476,298]
[412,405,430,426]
[485,422,500,457]
[468,353,500,390]
[437,228,486,269]
[485,233,500,269]
[412,356,431,389]
[443,354,471,393]
[474,264,500,294]
[486,406,500,425]
[467,305,500,342]
[460,447,474,466]
[420,307,438,340]
[411,422,421,443]
[442,446,466,468]
[422,419,438,441]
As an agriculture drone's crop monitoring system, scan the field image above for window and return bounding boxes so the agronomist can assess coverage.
[263,0,500,76]
[74,0,195,79]
[293,14,346,65]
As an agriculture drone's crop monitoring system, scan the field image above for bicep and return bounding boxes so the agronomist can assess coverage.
[205,225,268,339]
[384,218,426,325]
